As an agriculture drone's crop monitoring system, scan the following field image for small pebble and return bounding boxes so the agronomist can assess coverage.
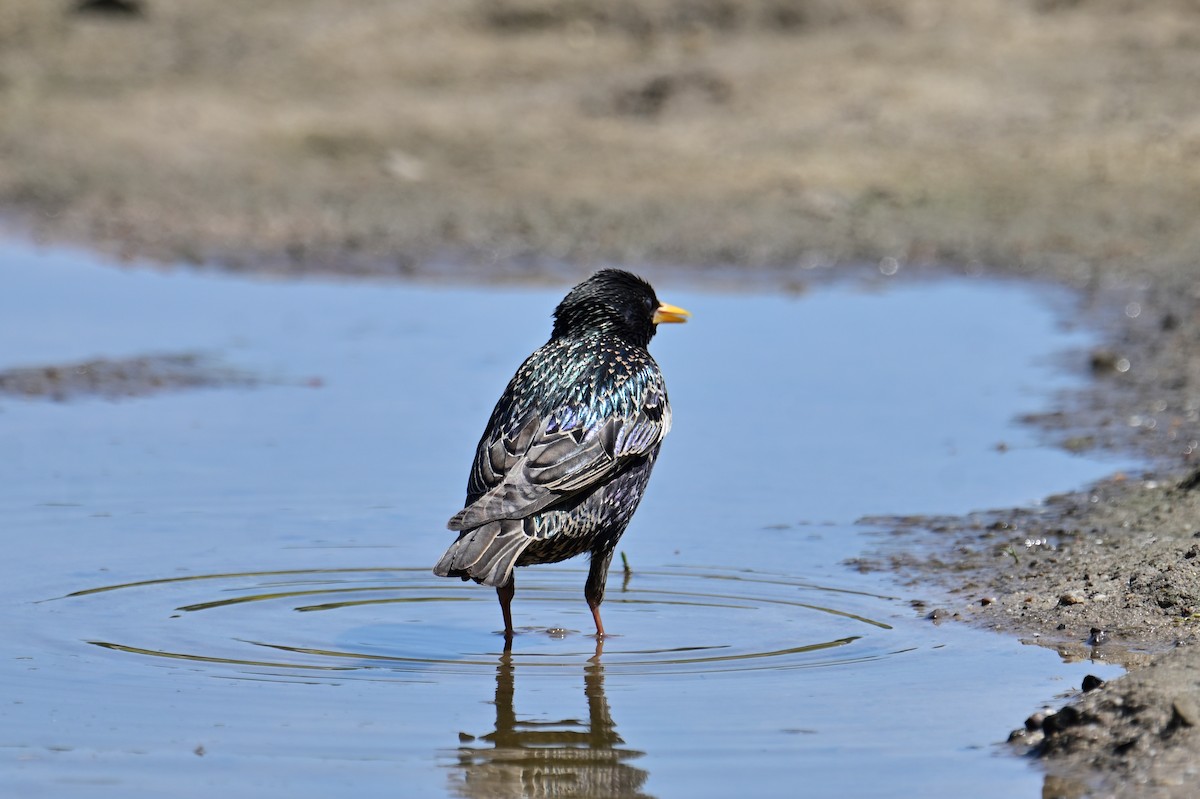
[1007,727,1035,744]
[1059,593,1086,606]
[927,608,952,621]
[1081,674,1105,692]
[980,596,997,606]
[1171,697,1199,728]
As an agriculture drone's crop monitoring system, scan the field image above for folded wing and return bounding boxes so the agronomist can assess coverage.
[447,379,670,533]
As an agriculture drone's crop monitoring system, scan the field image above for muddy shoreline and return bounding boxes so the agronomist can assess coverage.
[854,268,1200,795]
[5,2,1200,795]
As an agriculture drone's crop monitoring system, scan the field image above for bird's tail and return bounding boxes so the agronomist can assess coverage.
[432,519,532,587]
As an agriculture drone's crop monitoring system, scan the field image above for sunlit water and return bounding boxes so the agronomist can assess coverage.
[0,243,1127,798]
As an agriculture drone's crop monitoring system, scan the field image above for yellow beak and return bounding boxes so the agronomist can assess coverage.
[652,301,691,325]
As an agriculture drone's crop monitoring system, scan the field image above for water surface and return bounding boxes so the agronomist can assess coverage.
[0,243,1124,797]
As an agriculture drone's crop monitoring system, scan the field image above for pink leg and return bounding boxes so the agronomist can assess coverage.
[589,601,606,638]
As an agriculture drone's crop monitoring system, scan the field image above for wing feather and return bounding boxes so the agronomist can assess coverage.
[447,368,669,532]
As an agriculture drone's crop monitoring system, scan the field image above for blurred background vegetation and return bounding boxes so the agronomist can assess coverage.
[1,0,1199,279]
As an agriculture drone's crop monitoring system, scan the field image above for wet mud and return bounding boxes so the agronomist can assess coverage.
[861,472,1200,797]
[0,353,257,401]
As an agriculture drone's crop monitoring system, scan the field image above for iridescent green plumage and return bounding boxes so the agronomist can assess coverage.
[433,270,688,637]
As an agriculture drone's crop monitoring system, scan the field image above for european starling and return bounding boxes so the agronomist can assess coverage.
[433,270,689,638]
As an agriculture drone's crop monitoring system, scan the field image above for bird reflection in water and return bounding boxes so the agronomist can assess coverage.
[446,639,653,799]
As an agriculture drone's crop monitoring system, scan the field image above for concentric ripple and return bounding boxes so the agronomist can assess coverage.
[51,566,908,678]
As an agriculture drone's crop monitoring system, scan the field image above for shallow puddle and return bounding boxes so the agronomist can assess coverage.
[1,243,1127,797]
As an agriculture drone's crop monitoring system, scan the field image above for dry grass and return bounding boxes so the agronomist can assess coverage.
[2,0,1200,278]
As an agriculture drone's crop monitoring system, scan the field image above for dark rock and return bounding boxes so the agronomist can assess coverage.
[1178,468,1200,492]
[74,0,145,16]
[611,71,732,118]
[1041,705,1080,736]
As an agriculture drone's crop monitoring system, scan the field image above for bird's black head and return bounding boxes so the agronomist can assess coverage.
[551,269,689,347]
